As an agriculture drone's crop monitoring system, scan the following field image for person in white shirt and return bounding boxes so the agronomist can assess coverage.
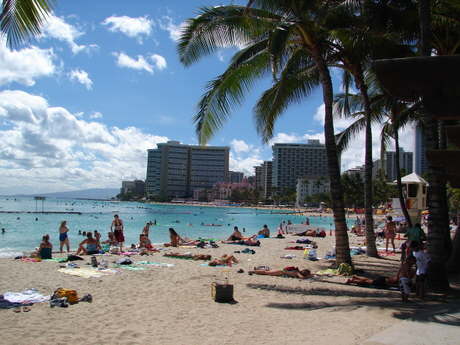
[412,243,430,299]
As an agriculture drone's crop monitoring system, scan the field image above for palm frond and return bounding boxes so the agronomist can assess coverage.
[334,115,366,153]
[194,46,271,144]
[254,49,320,143]
[177,5,278,66]
[0,0,54,48]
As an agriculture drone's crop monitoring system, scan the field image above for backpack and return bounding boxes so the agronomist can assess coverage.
[52,288,79,304]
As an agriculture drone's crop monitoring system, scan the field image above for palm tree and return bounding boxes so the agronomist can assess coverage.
[178,1,352,264]
[0,0,54,48]
[334,83,421,226]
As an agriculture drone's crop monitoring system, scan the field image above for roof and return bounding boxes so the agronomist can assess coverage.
[395,173,428,185]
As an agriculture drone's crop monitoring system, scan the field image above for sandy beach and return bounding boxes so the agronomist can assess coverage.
[1,233,458,345]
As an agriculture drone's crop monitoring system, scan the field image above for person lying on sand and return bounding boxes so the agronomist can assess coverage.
[249,267,312,279]
[164,252,211,260]
[221,237,261,246]
[209,254,239,267]
[346,275,398,288]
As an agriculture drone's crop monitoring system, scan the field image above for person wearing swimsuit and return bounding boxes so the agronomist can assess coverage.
[111,214,124,250]
[59,221,70,253]
[385,216,397,253]
[76,232,100,255]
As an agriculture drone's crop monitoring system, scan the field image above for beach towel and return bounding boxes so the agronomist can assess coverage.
[136,261,175,267]
[114,264,146,271]
[58,267,117,278]
[315,268,339,276]
[20,258,41,262]
[3,289,50,304]
[44,258,68,263]
[200,263,226,267]
[0,295,32,309]
[285,246,305,250]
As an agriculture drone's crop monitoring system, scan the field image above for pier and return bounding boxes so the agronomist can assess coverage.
[0,211,82,215]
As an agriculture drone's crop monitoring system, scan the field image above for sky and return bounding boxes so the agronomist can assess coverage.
[0,0,415,194]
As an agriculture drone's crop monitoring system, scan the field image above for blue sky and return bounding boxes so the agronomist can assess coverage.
[0,0,414,194]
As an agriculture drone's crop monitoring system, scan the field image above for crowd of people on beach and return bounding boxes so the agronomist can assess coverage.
[23,210,445,303]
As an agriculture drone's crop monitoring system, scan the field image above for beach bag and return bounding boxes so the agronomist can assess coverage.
[53,288,79,304]
[337,263,353,276]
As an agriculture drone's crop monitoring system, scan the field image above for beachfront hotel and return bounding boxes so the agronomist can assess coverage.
[272,140,329,191]
[255,161,273,199]
[145,141,229,198]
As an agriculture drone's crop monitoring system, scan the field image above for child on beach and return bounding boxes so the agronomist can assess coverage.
[398,256,416,302]
[412,243,430,299]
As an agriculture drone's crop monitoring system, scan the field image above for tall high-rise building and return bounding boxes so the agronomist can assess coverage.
[228,171,244,183]
[384,148,413,181]
[254,161,272,199]
[272,140,328,190]
[145,141,229,198]
[414,124,427,175]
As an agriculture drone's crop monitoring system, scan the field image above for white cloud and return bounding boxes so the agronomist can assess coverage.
[102,15,153,42]
[69,69,93,90]
[113,52,153,73]
[42,14,97,54]
[159,16,186,41]
[230,139,250,153]
[0,90,169,193]
[89,112,103,119]
[228,139,263,175]
[230,153,263,176]
[150,54,167,70]
[113,52,167,74]
[0,38,55,86]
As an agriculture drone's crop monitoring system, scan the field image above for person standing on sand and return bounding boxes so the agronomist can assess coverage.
[385,216,397,253]
[111,214,124,250]
[59,221,70,253]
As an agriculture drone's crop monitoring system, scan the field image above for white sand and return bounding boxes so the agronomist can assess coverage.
[1,234,410,345]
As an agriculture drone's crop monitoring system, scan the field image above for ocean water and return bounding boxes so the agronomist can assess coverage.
[0,197,338,257]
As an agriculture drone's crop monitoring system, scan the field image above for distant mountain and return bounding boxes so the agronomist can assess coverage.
[18,188,120,200]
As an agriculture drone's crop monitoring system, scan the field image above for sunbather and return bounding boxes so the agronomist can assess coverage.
[76,232,100,255]
[346,275,398,288]
[164,252,211,260]
[227,226,244,241]
[209,254,239,267]
[222,237,260,246]
[164,228,198,247]
[249,267,312,279]
[36,234,52,259]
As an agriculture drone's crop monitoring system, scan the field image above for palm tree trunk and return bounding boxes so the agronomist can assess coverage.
[394,127,412,227]
[355,71,378,257]
[425,117,450,291]
[314,50,351,265]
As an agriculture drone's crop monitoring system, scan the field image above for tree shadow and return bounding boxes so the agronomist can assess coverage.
[246,279,460,327]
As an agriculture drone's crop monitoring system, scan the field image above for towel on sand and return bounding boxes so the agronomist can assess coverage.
[58,267,118,278]
[3,289,49,303]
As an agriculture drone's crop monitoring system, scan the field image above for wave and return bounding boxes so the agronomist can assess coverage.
[0,247,24,258]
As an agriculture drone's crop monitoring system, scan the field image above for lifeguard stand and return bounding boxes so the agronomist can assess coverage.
[392,173,428,224]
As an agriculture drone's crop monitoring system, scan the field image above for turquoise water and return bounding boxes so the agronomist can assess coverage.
[0,197,337,257]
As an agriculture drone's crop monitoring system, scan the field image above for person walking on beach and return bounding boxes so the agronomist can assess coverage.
[111,214,124,250]
[412,243,430,299]
[385,216,396,253]
[59,221,70,253]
